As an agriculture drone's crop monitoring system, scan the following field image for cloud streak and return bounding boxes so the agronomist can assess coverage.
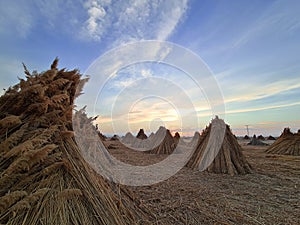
[232,0,300,49]
[222,77,300,104]
[226,101,300,115]
[80,0,189,42]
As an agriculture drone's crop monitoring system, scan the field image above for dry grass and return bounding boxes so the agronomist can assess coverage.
[0,115,21,131]
[186,118,252,175]
[0,59,150,225]
[266,128,300,156]
[107,141,300,225]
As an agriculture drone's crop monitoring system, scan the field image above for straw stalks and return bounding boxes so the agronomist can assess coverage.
[186,117,252,175]
[266,128,300,155]
[0,59,150,225]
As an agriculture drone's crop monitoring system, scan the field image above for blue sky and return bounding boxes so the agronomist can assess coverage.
[0,0,299,136]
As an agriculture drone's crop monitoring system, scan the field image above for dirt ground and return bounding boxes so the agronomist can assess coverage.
[104,140,300,225]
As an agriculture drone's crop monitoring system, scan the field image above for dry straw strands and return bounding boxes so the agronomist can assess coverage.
[0,59,151,225]
[186,117,252,175]
[136,129,147,140]
[147,127,177,154]
[0,115,21,131]
[266,128,300,156]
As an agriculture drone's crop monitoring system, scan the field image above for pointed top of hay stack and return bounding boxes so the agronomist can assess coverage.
[173,132,180,144]
[257,135,265,140]
[267,135,276,140]
[110,134,120,141]
[147,126,176,154]
[174,132,180,139]
[136,128,147,140]
[148,132,155,139]
[0,59,147,224]
[122,132,134,144]
[186,116,252,175]
[280,127,293,137]
[243,135,250,140]
[266,128,300,156]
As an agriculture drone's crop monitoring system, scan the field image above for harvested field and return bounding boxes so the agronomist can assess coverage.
[1,60,298,224]
[106,140,300,225]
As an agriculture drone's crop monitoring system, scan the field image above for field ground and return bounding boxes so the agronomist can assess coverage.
[104,139,300,225]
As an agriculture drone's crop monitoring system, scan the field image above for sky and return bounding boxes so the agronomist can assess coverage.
[0,0,299,137]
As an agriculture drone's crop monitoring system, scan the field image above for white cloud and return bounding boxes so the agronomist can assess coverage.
[141,69,152,78]
[82,0,108,40]
[155,1,188,40]
[80,0,189,42]
[0,0,189,42]
[226,101,300,115]
[220,75,300,104]
[113,79,136,88]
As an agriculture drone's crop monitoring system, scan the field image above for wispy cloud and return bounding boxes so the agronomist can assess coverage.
[155,0,189,40]
[0,1,33,38]
[257,120,300,126]
[80,0,109,41]
[109,65,153,89]
[1,0,189,43]
[226,101,300,115]
[232,0,300,49]
[222,77,300,104]
[80,0,189,42]
[34,0,86,32]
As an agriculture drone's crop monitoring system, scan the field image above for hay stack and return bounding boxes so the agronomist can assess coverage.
[121,131,149,150]
[266,128,300,155]
[187,131,201,148]
[174,132,180,138]
[147,127,176,154]
[136,129,147,140]
[247,135,268,146]
[122,132,134,144]
[110,134,120,141]
[148,132,155,140]
[186,117,252,175]
[0,59,148,225]
[173,132,180,145]
[267,135,276,140]
[243,135,250,140]
[257,135,265,141]
[121,128,180,153]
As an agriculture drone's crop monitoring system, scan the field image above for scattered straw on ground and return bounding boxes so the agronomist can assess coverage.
[107,142,300,225]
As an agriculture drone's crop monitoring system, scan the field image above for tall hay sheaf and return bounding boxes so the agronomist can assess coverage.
[136,129,147,140]
[0,59,149,225]
[266,128,300,156]
[186,117,252,175]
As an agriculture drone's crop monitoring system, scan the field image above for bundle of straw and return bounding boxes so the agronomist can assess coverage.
[186,117,252,175]
[0,59,150,225]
